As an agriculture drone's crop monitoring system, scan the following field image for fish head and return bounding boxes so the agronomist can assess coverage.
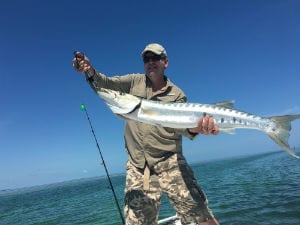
[97,88,141,114]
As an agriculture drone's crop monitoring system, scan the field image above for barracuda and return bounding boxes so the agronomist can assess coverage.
[97,88,300,159]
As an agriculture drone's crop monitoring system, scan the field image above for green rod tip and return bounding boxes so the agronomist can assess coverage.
[80,104,86,111]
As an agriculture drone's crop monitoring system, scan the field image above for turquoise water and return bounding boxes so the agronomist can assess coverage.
[1,151,300,225]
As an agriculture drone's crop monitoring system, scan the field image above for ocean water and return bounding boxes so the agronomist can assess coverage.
[1,151,300,225]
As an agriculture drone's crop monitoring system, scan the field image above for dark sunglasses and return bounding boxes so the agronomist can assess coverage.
[143,55,165,63]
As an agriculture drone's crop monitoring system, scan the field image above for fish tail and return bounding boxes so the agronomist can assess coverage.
[267,115,300,159]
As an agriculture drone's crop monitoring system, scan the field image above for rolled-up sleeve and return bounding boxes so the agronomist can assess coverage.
[173,128,197,140]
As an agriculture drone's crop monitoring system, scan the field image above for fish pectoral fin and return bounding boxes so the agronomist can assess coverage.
[215,100,235,109]
[220,128,236,134]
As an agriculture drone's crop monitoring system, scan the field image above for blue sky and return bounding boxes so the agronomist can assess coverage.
[1,0,299,190]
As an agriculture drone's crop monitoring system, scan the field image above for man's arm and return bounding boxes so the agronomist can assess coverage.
[72,51,133,93]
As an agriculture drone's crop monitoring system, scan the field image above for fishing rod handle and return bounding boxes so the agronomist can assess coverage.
[73,51,95,77]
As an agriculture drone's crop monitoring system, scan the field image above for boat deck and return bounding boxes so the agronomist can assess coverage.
[158,215,181,225]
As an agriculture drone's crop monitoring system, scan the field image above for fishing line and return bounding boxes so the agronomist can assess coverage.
[75,51,124,223]
[80,103,125,225]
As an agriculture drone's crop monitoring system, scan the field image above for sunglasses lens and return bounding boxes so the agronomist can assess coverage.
[143,57,150,63]
[143,55,162,63]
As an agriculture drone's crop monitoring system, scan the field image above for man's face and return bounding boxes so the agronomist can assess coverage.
[143,52,168,80]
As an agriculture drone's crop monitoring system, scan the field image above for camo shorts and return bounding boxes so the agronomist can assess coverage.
[124,153,214,225]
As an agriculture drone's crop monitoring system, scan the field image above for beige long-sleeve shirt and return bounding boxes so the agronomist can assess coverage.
[87,72,196,169]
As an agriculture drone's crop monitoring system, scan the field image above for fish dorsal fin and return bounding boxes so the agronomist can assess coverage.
[215,100,235,109]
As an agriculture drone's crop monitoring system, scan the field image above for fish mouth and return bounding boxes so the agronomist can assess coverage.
[97,88,142,114]
[100,88,114,95]
[99,88,120,100]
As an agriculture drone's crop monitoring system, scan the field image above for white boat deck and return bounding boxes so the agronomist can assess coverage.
[158,215,181,225]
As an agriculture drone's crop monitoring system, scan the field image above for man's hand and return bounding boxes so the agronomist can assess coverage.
[188,115,219,135]
[72,51,95,76]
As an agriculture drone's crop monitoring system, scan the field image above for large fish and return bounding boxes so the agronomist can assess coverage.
[97,88,300,159]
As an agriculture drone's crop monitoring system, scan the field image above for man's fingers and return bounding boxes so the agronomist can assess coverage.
[207,117,215,133]
[202,116,209,134]
[189,115,219,135]
[199,115,216,135]
[72,51,92,73]
[74,51,85,60]
[212,126,220,135]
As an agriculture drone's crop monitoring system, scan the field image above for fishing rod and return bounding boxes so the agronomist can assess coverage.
[80,103,125,225]
[75,51,124,224]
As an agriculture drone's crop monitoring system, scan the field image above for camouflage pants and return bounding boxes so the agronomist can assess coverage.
[124,153,214,225]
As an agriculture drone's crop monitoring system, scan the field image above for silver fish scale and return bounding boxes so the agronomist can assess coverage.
[138,100,273,131]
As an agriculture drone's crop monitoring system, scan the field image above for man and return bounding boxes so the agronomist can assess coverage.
[73,43,220,225]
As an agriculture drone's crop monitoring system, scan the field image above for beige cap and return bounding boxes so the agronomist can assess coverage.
[141,43,167,57]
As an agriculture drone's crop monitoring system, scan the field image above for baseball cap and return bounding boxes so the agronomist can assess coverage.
[141,43,167,57]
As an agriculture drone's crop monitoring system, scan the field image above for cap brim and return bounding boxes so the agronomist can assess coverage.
[142,49,163,57]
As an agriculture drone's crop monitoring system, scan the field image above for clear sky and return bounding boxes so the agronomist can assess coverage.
[1,0,299,190]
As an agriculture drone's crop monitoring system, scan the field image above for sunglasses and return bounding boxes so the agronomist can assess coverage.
[143,55,165,63]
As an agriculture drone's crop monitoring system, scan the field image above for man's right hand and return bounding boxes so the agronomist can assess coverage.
[72,51,95,76]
